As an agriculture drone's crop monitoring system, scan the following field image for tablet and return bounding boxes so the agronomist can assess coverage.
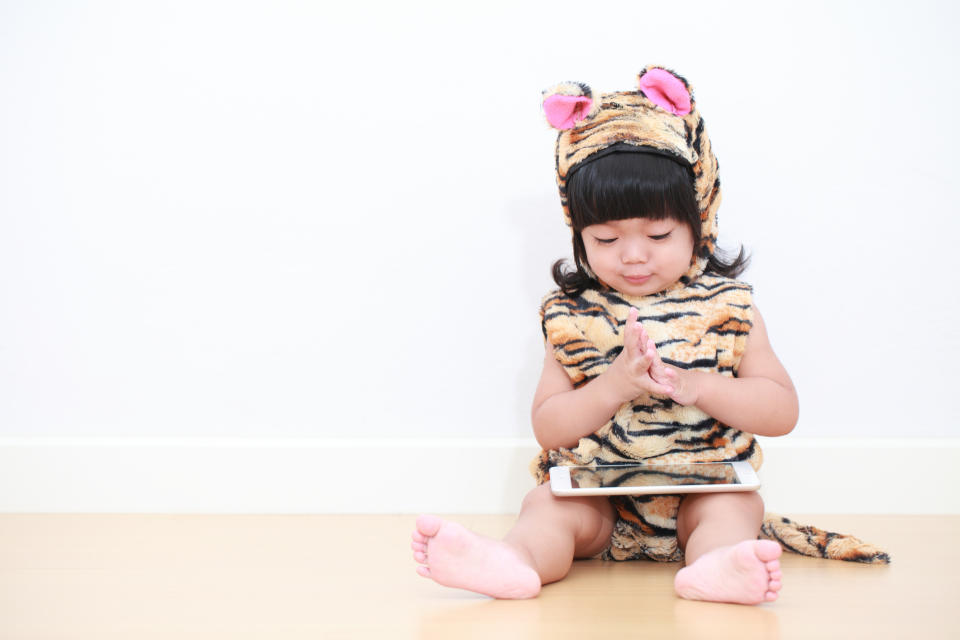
[549,461,760,497]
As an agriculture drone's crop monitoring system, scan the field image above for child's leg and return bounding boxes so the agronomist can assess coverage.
[411,483,616,599]
[673,491,783,605]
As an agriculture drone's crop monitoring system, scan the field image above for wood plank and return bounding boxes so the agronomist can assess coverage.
[0,514,956,639]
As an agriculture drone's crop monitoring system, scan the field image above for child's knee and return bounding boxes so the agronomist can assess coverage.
[678,491,764,535]
[521,482,613,518]
[744,490,765,515]
[520,484,614,543]
[731,490,765,520]
[712,491,764,519]
[520,483,557,511]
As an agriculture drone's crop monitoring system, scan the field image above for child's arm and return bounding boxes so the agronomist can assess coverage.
[658,305,798,437]
[531,307,673,450]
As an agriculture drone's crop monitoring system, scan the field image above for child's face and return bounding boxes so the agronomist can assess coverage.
[581,217,695,297]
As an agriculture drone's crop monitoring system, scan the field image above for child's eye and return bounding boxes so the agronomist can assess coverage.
[649,232,672,241]
[593,237,617,245]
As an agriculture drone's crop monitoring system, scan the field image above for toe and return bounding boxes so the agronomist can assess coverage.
[416,565,431,578]
[769,570,782,581]
[411,541,426,553]
[412,529,427,544]
[765,590,779,602]
[754,540,782,562]
[768,579,781,591]
[416,514,443,537]
[414,550,427,563]
[765,559,780,572]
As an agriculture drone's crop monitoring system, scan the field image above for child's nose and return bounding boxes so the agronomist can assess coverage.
[621,240,649,264]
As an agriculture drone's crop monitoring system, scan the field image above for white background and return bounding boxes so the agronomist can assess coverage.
[2,0,958,440]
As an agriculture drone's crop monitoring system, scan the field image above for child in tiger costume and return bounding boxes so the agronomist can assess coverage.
[411,65,888,604]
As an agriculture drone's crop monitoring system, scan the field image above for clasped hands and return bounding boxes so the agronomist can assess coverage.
[607,307,698,406]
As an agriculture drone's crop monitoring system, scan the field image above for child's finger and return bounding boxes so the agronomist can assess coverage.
[638,323,651,353]
[644,357,674,395]
[635,328,647,360]
[638,329,668,381]
[651,381,675,396]
[628,307,640,340]
[650,347,669,380]
[624,308,640,357]
[634,345,652,371]
[632,340,660,378]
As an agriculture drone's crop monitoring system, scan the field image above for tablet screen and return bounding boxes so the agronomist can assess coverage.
[568,463,740,489]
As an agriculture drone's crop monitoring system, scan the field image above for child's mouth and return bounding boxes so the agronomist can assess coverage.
[624,274,652,284]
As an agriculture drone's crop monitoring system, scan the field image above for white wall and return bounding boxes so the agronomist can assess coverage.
[2,0,958,440]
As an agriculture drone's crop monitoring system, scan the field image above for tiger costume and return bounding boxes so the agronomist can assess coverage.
[532,65,890,564]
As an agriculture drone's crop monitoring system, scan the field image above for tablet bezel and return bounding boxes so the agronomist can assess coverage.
[548,461,760,496]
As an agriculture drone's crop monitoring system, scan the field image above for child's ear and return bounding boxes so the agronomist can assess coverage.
[542,82,596,130]
[637,67,692,116]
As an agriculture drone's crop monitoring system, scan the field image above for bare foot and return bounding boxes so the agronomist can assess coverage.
[674,540,783,605]
[411,515,541,599]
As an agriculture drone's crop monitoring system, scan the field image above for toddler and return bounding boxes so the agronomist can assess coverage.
[411,66,883,604]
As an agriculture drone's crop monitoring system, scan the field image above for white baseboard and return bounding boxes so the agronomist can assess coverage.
[1,436,957,514]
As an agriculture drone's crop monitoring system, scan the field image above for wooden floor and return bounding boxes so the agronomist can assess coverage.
[1,514,957,639]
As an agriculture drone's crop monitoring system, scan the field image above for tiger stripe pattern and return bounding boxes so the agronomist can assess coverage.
[545,65,720,284]
[531,276,759,562]
[530,282,890,564]
[535,64,890,564]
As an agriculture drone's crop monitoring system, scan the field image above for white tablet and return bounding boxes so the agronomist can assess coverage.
[549,461,760,497]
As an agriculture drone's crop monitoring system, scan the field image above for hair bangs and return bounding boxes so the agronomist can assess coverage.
[566,152,699,231]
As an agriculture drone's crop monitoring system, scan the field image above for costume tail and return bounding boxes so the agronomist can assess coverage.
[760,514,891,564]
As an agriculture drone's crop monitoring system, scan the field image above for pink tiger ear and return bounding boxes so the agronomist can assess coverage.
[542,82,595,130]
[638,68,691,116]
[543,94,593,130]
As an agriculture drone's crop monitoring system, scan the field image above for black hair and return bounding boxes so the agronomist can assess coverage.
[552,150,749,296]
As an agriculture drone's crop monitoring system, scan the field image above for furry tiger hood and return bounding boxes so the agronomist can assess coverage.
[543,65,720,290]
[536,66,890,565]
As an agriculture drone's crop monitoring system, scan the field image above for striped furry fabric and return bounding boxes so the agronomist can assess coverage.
[530,285,890,564]
[543,65,720,287]
[535,64,888,564]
